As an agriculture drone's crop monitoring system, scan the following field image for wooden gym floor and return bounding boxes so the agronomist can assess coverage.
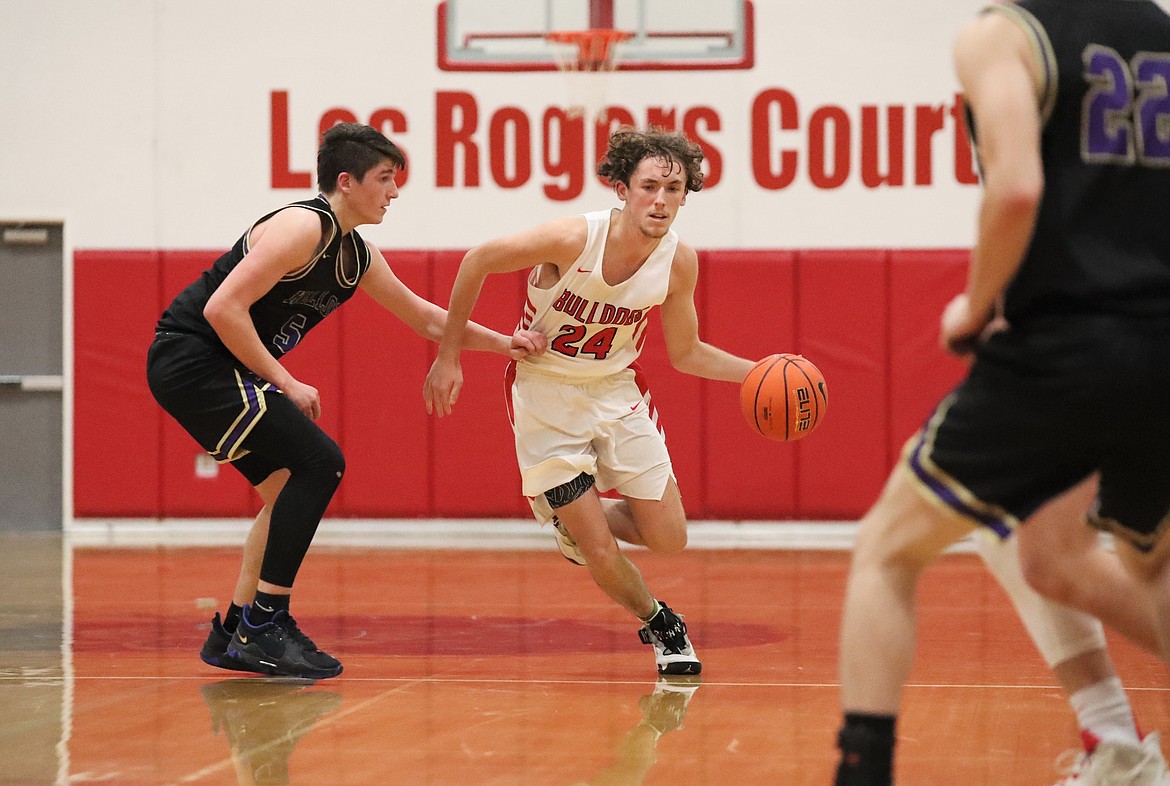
[1,531,1167,785]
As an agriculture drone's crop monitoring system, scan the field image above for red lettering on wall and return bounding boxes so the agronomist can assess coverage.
[646,107,678,129]
[271,91,312,189]
[543,110,586,201]
[749,88,977,191]
[913,104,946,185]
[684,107,722,189]
[750,88,799,190]
[950,94,979,185]
[860,106,904,188]
[436,91,480,187]
[270,88,977,198]
[808,106,850,189]
[488,107,532,188]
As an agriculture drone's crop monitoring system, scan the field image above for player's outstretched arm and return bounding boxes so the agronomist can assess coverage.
[360,245,548,360]
[423,216,585,416]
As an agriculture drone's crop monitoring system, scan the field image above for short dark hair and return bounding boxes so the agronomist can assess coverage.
[316,123,406,194]
[596,126,705,193]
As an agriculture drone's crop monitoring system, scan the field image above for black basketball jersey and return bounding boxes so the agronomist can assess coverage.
[981,0,1170,322]
[157,195,372,358]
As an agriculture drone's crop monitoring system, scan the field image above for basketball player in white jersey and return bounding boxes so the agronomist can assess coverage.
[423,127,758,676]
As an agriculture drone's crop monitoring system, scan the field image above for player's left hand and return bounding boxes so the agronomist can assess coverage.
[508,328,547,360]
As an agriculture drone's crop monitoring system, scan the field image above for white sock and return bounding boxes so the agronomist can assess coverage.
[1070,677,1139,745]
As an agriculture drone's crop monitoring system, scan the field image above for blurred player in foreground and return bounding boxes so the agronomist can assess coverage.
[832,1,1170,783]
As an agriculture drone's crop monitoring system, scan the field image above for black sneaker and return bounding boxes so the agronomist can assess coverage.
[638,601,701,676]
[201,678,342,782]
[199,613,254,673]
[226,605,343,679]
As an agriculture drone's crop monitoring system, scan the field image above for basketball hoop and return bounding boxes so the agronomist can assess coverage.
[545,29,632,121]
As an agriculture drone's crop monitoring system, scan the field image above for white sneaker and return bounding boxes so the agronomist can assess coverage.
[637,601,702,676]
[551,516,587,566]
[1055,732,1170,785]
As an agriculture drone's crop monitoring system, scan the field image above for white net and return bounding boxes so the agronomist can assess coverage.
[546,30,631,121]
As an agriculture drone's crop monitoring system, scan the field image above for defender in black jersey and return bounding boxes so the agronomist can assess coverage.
[833,3,1170,784]
[147,123,545,679]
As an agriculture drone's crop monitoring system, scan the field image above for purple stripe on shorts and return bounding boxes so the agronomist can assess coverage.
[210,376,264,462]
[906,433,1012,539]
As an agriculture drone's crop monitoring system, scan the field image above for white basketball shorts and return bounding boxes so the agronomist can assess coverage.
[509,364,673,523]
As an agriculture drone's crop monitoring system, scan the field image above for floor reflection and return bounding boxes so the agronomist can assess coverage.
[584,676,702,786]
[200,678,343,786]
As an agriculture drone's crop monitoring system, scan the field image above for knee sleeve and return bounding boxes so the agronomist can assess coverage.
[974,532,1106,668]
[292,437,345,482]
[259,436,345,588]
[544,472,595,509]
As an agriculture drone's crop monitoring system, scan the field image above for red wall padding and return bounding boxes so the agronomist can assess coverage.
[429,250,531,518]
[634,312,706,518]
[887,250,969,465]
[336,251,434,516]
[156,252,255,517]
[795,250,890,517]
[700,250,798,518]
[73,247,971,521]
[73,251,163,516]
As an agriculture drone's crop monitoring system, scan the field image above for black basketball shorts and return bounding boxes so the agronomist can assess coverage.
[901,314,1170,552]
[146,332,293,486]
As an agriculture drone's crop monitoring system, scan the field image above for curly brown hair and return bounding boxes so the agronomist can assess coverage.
[596,126,705,193]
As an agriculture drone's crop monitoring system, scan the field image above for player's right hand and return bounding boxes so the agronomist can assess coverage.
[423,358,463,417]
[283,379,322,420]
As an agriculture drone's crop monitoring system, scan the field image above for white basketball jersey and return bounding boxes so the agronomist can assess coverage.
[518,208,677,379]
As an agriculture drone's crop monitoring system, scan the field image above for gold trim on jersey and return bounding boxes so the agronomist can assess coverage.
[277,203,338,284]
[337,233,364,288]
[986,3,1059,125]
[240,199,363,289]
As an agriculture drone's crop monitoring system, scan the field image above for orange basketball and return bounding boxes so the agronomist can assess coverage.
[740,353,828,441]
